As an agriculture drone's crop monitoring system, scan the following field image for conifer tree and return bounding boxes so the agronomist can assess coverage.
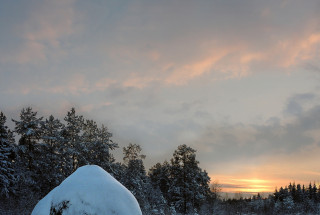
[0,112,15,197]
[12,107,43,172]
[62,108,84,174]
[92,124,118,173]
[79,119,98,167]
[81,120,118,171]
[122,144,147,198]
[12,107,44,194]
[122,143,160,214]
[295,184,304,203]
[149,161,171,201]
[37,115,65,194]
[168,144,211,214]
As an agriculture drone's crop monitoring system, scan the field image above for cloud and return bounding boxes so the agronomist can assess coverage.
[96,7,320,87]
[184,92,320,187]
[0,0,77,64]
[305,63,320,73]
[1,1,320,191]
[198,102,320,163]
[123,76,159,89]
[272,33,320,68]
[221,183,248,189]
[164,52,229,85]
[284,93,316,116]
[182,93,320,165]
[2,0,319,96]
[3,74,117,96]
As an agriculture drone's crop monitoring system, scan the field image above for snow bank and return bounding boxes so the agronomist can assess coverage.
[31,165,142,215]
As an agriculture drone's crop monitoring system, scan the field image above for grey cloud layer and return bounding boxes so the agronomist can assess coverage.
[1,0,320,92]
[1,1,320,180]
[195,93,320,172]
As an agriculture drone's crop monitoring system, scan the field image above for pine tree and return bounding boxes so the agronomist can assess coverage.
[92,124,118,173]
[148,161,172,214]
[122,144,147,198]
[149,161,171,200]
[122,143,158,214]
[312,183,317,202]
[279,186,289,201]
[61,108,84,175]
[295,184,303,203]
[78,119,98,167]
[0,112,15,197]
[37,115,65,194]
[123,143,146,165]
[168,144,211,214]
[12,107,43,172]
[12,107,44,194]
[291,183,296,201]
[307,183,316,200]
[81,120,118,172]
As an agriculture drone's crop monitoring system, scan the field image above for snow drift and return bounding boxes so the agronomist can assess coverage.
[31,165,142,215]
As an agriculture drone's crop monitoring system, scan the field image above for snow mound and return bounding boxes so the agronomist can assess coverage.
[31,165,142,215]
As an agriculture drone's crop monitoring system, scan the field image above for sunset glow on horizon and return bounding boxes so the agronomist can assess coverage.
[221,178,274,193]
[210,171,320,195]
[216,176,311,194]
[1,0,320,195]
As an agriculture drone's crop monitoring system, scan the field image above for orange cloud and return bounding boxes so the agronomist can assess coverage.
[148,51,161,61]
[97,16,320,89]
[164,45,252,85]
[1,40,46,64]
[164,55,223,85]
[272,32,320,68]
[6,75,118,95]
[94,78,117,91]
[123,76,158,89]
[48,76,121,95]
[5,0,77,64]
[48,74,89,95]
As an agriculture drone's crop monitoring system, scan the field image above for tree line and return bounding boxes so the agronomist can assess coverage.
[0,107,215,215]
[213,182,320,214]
[3,107,320,214]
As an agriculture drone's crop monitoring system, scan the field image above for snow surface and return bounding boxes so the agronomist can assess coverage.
[31,165,142,215]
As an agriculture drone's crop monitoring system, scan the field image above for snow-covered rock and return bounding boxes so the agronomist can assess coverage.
[31,165,142,215]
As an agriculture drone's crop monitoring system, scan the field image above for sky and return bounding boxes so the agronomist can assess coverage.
[1,0,320,194]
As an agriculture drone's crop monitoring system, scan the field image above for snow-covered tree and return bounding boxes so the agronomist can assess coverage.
[168,144,211,214]
[0,112,15,197]
[11,107,45,195]
[123,143,146,165]
[122,144,147,202]
[122,143,162,214]
[148,161,173,214]
[77,119,98,167]
[61,108,84,174]
[41,115,64,148]
[12,107,43,171]
[81,120,118,172]
[294,184,304,203]
[37,115,65,194]
[149,161,171,201]
[92,123,118,173]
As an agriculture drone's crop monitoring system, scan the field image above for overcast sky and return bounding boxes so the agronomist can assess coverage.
[1,0,320,193]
